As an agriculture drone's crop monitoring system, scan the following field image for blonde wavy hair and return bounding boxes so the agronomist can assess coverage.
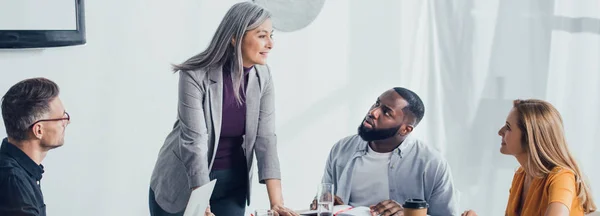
[513,99,596,213]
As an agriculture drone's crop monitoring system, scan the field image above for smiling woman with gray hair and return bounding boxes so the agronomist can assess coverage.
[148,2,297,216]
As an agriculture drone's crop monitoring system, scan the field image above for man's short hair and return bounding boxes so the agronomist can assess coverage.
[393,87,425,125]
[1,78,60,141]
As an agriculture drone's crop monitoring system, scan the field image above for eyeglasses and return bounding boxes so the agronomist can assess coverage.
[29,112,70,128]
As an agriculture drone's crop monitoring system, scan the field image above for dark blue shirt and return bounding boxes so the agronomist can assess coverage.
[0,138,46,216]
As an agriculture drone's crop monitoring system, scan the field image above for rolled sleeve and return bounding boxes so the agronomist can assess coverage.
[427,159,459,216]
[321,140,338,186]
[255,67,281,183]
[177,71,211,188]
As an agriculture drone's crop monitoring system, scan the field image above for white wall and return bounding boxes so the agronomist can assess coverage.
[0,0,352,215]
[1,0,599,216]
[0,0,225,215]
[251,0,351,213]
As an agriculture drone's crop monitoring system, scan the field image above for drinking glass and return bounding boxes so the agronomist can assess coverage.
[316,183,334,216]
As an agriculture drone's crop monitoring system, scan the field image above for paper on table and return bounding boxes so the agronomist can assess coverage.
[335,205,371,216]
[297,205,371,216]
[183,179,217,216]
[297,209,318,215]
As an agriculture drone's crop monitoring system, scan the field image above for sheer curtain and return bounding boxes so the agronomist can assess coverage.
[396,0,599,215]
[546,0,600,208]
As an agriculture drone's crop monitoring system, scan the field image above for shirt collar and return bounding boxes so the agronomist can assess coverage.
[0,138,44,181]
[356,134,416,157]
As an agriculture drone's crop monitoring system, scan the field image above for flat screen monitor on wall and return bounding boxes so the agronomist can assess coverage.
[0,0,85,48]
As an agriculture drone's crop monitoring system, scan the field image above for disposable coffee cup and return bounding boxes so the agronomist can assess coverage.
[402,199,428,216]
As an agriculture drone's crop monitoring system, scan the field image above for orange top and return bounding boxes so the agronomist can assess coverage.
[505,166,584,216]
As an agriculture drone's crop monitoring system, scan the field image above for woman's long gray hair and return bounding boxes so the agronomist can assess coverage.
[172,2,271,104]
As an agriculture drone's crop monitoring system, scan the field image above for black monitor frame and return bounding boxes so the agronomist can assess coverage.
[0,0,86,49]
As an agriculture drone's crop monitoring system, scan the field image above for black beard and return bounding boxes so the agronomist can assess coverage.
[358,121,401,142]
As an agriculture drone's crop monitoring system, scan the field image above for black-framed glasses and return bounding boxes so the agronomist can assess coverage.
[29,112,70,128]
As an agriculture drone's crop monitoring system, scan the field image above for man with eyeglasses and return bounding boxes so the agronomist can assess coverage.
[0,78,70,216]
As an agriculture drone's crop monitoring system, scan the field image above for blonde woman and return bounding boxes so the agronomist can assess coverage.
[463,99,596,216]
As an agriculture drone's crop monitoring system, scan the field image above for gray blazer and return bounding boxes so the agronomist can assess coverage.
[150,64,281,213]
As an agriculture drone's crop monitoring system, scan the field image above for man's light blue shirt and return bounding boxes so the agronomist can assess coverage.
[321,134,459,216]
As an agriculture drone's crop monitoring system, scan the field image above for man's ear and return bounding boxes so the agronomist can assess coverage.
[399,124,414,136]
[231,38,236,46]
[31,124,43,140]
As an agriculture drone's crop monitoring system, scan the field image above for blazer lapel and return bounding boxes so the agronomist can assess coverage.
[208,66,223,168]
[244,67,260,156]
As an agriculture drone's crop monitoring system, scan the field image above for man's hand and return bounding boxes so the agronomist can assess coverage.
[271,204,299,216]
[310,196,344,210]
[370,200,404,216]
[461,210,478,216]
[334,196,344,206]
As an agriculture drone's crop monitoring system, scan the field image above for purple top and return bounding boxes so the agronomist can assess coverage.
[212,65,253,170]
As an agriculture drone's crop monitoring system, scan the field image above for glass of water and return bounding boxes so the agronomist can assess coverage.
[254,209,274,216]
[316,183,334,216]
